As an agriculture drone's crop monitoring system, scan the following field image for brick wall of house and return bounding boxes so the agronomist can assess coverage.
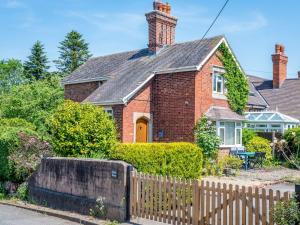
[151,71,196,142]
[111,105,124,141]
[122,82,152,143]
[195,51,228,122]
[64,82,100,102]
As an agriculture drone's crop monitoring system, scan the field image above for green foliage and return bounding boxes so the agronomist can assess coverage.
[218,43,249,114]
[284,127,300,158]
[90,197,106,219]
[0,121,38,182]
[47,100,117,158]
[195,116,220,160]
[273,198,300,225]
[54,30,92,74]
[110,143,203,179]
[0,59,25,94]
[16,182,29,201]
[246,136,272,160]
[219,155,243,170]
[0,76,64,134]
[242,128,257,146]
[24,41,50,81]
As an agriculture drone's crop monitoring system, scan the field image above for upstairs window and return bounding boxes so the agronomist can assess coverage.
[213,72,224,94]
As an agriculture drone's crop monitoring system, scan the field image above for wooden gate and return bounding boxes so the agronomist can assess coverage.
[130,171,290,225]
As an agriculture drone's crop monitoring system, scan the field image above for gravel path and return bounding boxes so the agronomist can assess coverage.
[202,168,300,192]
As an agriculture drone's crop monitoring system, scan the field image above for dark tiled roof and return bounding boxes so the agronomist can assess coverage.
[247,76,269,108]
[63,36,224,104]
[252,78,300,120]
[206,106,245,121]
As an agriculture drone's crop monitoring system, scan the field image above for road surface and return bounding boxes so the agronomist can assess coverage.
[0,205,79,225]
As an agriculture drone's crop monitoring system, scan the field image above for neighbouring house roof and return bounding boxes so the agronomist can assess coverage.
[247,77,269,109]
[250,77,300,120]
[63,35,241,105]
[245,111,300,124]
[206,106,246,121]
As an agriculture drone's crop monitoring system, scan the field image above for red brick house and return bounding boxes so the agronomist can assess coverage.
[63,1,264,147]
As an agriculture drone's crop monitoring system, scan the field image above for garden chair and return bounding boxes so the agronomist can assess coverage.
[249,152,266,168]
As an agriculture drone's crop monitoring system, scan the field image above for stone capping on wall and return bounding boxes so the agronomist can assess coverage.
[28,157,134,222]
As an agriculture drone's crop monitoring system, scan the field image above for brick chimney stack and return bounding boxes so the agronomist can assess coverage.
[272,44,288,88]
[298,71,300,79]
[146,1,178,53]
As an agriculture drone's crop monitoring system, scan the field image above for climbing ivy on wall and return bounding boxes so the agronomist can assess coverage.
[218,43,249,114]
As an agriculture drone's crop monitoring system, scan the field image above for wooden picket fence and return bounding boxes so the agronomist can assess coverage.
[130,171,291,225]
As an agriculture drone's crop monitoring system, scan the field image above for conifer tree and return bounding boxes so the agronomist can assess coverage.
[55,30,92,75]
[24,41,49,81]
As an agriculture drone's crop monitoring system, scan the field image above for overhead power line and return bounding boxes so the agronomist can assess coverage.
[200,0,230,41]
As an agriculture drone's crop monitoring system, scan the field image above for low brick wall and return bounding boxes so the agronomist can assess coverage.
[28,158,133,222]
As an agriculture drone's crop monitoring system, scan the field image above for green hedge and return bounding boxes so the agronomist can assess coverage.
[109,143,203,179]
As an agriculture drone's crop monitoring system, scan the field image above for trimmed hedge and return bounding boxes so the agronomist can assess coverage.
[109,143,203,179]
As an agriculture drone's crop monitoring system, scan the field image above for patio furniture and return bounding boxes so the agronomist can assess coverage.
[230,147,245,156]
[236,151,256,170]
[249,152,266,168]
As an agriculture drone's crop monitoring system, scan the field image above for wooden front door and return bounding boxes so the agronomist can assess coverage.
[136,118,148,143]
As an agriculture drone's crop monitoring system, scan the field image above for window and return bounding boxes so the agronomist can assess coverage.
[104,107,113,118]
[213,72,224,94]
[218,121,242,147]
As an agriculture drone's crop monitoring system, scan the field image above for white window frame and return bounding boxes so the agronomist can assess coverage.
[103,107,114,118]
[212,67,227,100]
[217,121,242,147]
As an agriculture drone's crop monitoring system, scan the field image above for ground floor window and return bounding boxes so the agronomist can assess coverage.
[103,107,114,118]
[217,121,242,147]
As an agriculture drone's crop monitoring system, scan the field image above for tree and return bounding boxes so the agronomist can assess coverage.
[54,30,92,75]
[24,41,49,81]
[47,101,117,158]
[0,76,64,134]
[0,59,25,94]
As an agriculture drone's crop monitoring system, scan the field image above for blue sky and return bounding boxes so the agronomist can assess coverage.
[0,0,299,79]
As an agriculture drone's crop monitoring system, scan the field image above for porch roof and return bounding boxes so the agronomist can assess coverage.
[205,107,245,122]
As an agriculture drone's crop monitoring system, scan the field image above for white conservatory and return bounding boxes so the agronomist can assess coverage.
[245,111,300,133]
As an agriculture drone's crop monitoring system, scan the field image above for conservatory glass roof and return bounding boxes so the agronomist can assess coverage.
[245,111,300,124]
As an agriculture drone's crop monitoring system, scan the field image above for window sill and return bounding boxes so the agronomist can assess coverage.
[213,93,227,100]
[220,144,243,148]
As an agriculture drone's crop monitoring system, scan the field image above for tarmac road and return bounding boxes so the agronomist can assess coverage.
[0,205,79,225]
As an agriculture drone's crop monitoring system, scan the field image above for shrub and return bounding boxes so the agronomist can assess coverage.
[110,143,203,179]
[16,182,28,201]
[47,100,117,158]
[0,119,51,183]
[246,136,272,160]
[195,116,220,159]
[284,127,300,158]
[219,156,243,170]
[273,198,300,225]
[242,128,257,146]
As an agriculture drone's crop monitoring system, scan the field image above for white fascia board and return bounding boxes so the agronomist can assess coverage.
[154,66,198,74]
[122,73,155,104]
[62,77,108,85]
[89,100,124,106]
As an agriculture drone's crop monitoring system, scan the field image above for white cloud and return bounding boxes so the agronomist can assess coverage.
[218,12,268,33]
